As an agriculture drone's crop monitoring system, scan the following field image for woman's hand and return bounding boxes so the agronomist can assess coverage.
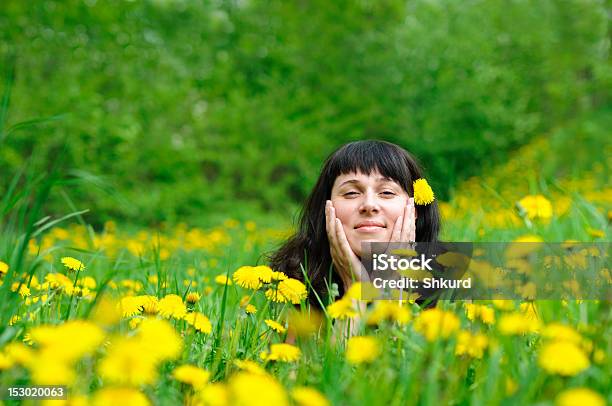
[388,197,417,247]
[325,200,368,291]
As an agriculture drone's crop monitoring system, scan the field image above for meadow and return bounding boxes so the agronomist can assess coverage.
[0,114,610,405]
[1,1,610,404]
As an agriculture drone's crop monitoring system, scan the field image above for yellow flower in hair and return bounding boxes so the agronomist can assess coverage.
[413,178,435,205]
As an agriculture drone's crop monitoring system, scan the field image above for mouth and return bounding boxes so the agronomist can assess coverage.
[354,221,386,232]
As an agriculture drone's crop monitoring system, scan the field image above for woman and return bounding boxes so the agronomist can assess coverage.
[269,140,441,308]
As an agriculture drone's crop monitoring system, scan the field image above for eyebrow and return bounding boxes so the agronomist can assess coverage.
[338,177,396,188]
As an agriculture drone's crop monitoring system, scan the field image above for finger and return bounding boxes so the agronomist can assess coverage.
[335,218,358,276]
[407,198,416,242]
[391,214,403,241]
[400,200,411,242]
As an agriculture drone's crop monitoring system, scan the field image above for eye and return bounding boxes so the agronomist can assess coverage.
[343,191,359,197]
[381,191,396,196]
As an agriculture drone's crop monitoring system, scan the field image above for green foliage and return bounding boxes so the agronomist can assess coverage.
[0,0,609,225]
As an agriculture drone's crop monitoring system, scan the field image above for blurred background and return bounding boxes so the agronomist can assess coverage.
[0,0,610,230]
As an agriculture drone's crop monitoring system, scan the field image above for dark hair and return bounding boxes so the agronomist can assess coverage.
[268,140,441,307]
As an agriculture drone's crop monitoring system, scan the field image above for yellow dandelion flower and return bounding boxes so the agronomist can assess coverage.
[78,276,97,289]
[184,312,213,334]
[265,319,286,334]
[118,296,144,318]
[517,195,553,221]
[586,228,605,239]
[3,342,35,366]
[465,303,495,324]
[288,310,323,337]
[186,292,201,304]
[265,288,288,303]
[498,312,540,335]
[198,382,229,406]
[346,336,380,365]
[228,372,288,406]
[271,271,288,281]
[215,274,233,286]
[291,387,330,406]
[234,359,267,375]
[92,388,151,406]
[455,330,488,358]
[413,178,435,205]
[140,295,159,315]
[61,256,85,272]
[261,343,301,362]
[99,337,158,386]
[0,353,14,370]
[414,308,460,341]
[11,283,30,298]
[542,323,582,344]
[555,388,605,406]
[233,266,262,290]
[157,294,187,319]
[172,364,210,388]
[28,354,75,385]
[254,265,274,283]
[137,318,183,361]
[366,301,411,325]
[278,278,308,304]
[29,320,104,363]
[0,260,9,275]
[326,298,357,319]
[245,304,257,314]
[538,341,590,376]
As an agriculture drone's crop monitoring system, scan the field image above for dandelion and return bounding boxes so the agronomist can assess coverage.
[538,341,590,376]
[455,331,488,359]
[215,274,233,286]
[291,387,330,406]
[278,278,308,304]
[542,323,582,344]
[186,292,201,304]
[366,302,411,325]
[326,298,357,319]
[0,353,14,370]
[555,388,605,406]
[233,266,262,290]
[198,383,229,406]
[517,195,553,221]
[157,294,187,319]
[345,336,380,365]
[29,320,104,363]
[92,388,151,406]
[234,359,267,375]
[28,354,76,385]
[414,308,460,341]
[0,260,9,275]
[261,343,301,362]
[245,304,257,314]
[140,295,159,315]
[99,337,159,386]
[172,364,210,388]
[465,304,495,324]
[184,312,212,334]
[586,228,605,238]
[266,288,288,303]
[61,256,85,272]
[119,296,144,318]
[228,372,288,406]
[254,265,274,283]
[288,310,322,337]
[413,178,435,205]
[265,319,287,334]
[137,318,183,361]
[498,313,540,335]
[11,283,30,298]
[271,271,288,281]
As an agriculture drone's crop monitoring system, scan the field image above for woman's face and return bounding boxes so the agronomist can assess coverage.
[330,170,410,257]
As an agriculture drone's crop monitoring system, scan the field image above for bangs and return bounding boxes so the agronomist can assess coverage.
[325,141,414,192]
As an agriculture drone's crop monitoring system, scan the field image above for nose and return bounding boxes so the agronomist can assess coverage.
[359,190,380,214]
